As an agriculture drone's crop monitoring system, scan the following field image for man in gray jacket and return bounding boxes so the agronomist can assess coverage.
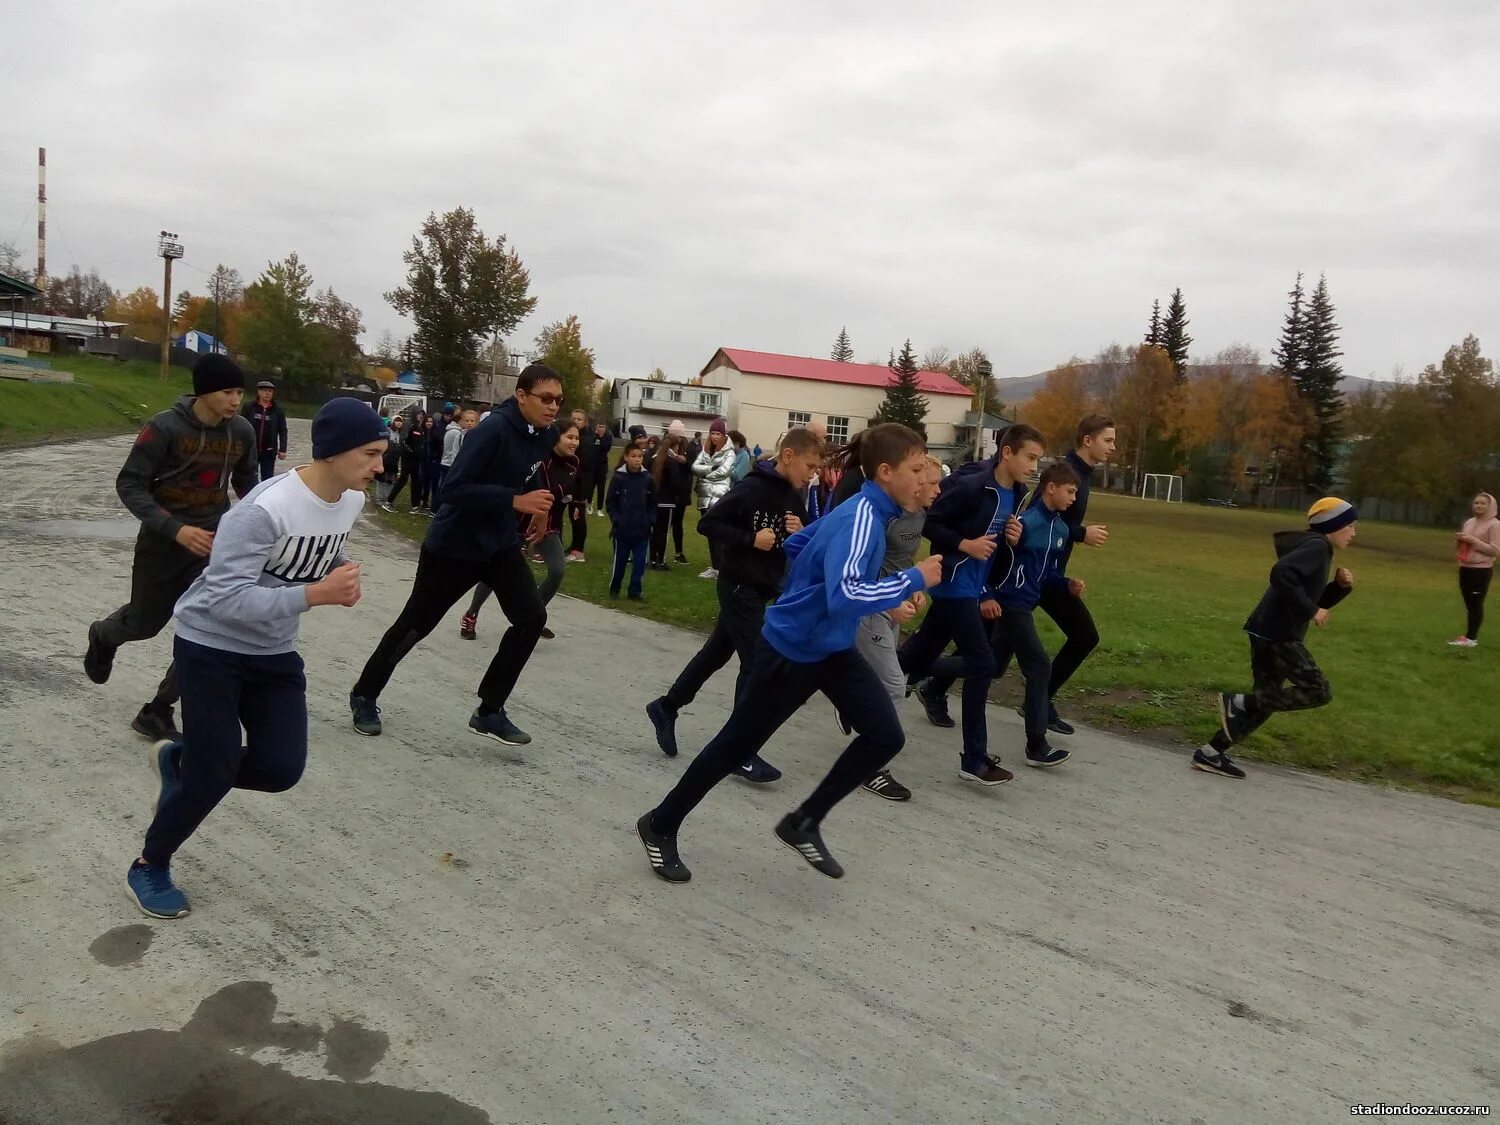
[84,355,258,741]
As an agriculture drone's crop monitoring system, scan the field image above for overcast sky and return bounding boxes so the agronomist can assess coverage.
[4,2,1495,385]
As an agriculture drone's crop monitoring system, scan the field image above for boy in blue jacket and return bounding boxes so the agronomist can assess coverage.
[607,444,655,600]
[898,424,1043,785]
[636,424,944,884]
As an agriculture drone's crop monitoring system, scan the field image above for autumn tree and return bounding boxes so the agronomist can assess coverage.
[1160,288,1192,381]
[535,315,598,415]
[105,287,165,342]
[308,288,365,382]
[646,367,667,383]
[1110,344,1180,490]
[871,339,929,432]
[0,240,25,278]
[171,293,216,336]
[385,207,537,404]
[44,266,114,318]
[832,327,854,363]
[372,330,406,368]
[204,264,245,348]
[1021,360,1099,451]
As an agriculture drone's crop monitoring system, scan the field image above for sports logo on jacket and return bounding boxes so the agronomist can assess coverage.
[264,532,348,583]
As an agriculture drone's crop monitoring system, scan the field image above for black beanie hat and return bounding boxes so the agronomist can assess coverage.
[192,353,246,396]
[312,398,390,459]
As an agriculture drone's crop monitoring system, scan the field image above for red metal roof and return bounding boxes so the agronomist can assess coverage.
[709,348,973,397]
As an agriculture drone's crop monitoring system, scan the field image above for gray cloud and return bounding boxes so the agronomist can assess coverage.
[4,0,1496,385]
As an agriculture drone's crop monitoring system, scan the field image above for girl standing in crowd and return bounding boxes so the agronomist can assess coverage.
[729,430,752,484]
[650,434,692,570]
[692,421,736,579]
[389,410,426,512]
[462,418,582,642]
[416,415,441,512]
[1451,491,1500,647]
[376,414,404,509]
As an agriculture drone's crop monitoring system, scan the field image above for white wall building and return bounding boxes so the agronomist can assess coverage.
[611,378,729,438]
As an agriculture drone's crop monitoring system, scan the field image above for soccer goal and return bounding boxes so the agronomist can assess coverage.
[378,393,424,421]
[1140,473,1184,503]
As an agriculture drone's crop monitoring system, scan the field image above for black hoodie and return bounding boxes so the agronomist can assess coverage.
[116,396,258,542]
[699,463,810,597]
[1243,530,1352,642]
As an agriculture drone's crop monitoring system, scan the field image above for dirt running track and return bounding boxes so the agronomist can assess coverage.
[1,423,1496,1124]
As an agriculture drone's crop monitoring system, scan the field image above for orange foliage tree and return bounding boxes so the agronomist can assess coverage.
[1019,360,1101,452]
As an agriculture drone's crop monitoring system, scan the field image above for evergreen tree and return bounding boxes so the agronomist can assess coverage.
[832,326,854,363]
[871,339,929,432]
[1160,288,1192,381]
[1144,298,1162,347]
[1272,271,1305,380]
[1297,273,1345,489]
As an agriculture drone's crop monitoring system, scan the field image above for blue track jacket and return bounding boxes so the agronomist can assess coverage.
[989,503,1071,610]
[762,481,927,663]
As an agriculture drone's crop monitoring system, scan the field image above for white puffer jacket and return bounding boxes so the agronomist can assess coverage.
[692,445,737,511]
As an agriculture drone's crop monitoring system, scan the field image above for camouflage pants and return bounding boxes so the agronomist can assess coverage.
[1239,637,1332,739]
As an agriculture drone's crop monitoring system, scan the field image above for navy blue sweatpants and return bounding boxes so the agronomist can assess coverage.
[897,595,997,769]
[142,636,308,866]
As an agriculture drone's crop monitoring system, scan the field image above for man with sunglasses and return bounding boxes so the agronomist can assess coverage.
[350,365,563,745]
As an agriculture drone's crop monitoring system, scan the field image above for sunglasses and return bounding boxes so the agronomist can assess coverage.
[525,391,565,406]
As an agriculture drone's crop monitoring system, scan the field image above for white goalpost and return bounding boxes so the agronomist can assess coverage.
[378,393,424,420]
[1140,473,1184,503]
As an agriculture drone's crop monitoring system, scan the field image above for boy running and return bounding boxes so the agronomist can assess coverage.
[127,399,388,918]
[644,427,820,780]
[1197,498,1357,778]
[636,423,943,884]
[899,424,1042,785]
[85,354,258,741]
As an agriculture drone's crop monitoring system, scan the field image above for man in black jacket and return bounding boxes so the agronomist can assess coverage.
[1196,498,1358,778]
[244,380,288,483]
[350,365,561,746]
[644,428,822,782]
[586,421,614,514]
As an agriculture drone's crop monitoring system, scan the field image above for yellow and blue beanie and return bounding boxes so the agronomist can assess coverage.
[1307,497,1358,534]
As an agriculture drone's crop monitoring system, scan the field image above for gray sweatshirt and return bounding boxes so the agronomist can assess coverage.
[173,469,364,656]
[116,396,258,542]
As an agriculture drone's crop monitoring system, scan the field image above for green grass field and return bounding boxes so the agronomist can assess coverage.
[0,353,315,447]
[375,488,1499,805]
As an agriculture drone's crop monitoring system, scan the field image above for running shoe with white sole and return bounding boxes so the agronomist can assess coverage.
[1192,746,1246,778]
[861,770,912,801]
[959,757,1013,786]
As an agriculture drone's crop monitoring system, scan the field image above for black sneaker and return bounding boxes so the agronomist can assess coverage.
[1218,692,1248,741]
[917,682,955,728]
[959,756,1014,786]
[1192,746,1246,778]
[637,812,691,883]
[84,622,116,685]
[862,770,912,801]
[674,553,688,564]
[350,694,382,736]
[1015,707,1076,736]
[645,698,679,757]
[835,709,852,736]
[774,813,844,878]
[735,754,782,784]
[130,703,180,741]
[540,626,556,640]
[1025,744,1070,768]
[469,708,532,746]
[148,738,181,814]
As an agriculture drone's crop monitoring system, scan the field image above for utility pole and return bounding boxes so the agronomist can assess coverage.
[972,355,993,461]
[158,231,183,381]
[211,271,221,351]
[36,148,47,302]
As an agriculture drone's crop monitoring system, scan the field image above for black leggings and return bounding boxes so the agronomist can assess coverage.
[650,505,678,565]
[1460,567,1492,640]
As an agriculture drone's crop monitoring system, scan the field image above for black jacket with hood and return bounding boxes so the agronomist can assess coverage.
[607,464,656,542]
[699,463,810,597]
[427,397,556,561]
[116,396,258,543]
[1244,530,1352,642]
[244,399,288,455]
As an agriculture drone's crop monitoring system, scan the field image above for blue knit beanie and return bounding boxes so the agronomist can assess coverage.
[312,399,390,459]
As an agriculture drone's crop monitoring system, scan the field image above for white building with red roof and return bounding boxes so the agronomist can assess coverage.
[698,347,982,455]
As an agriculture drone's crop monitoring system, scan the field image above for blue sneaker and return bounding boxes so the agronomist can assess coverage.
[149,739,181,814]
[127,861,190,919]
[469,708,532,746]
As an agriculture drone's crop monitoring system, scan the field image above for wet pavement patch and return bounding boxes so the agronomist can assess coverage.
[0,981,492,1124]
[87,925,154,967]
[0,518,139,541]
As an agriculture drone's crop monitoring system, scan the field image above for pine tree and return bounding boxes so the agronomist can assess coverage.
[871,339,929,432]
[1145,298,1162,347]
[1272,271,1305,379]
[832,326,854,363]
[1298,273,1345,489]
[1160,288,1192,381]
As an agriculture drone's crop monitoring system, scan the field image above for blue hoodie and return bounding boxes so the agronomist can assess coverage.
[989,502,1071,610]
[923,457,1028,600]
[762,480,926,663]
[426,398,554,561]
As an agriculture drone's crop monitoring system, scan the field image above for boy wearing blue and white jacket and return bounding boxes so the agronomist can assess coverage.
[934,461,1080,768]
[637,424,944,885]
[898,424,1043,786]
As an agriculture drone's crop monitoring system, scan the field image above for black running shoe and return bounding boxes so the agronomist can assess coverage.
[735,754,782,784]
[862,770,912,801]
[917,682,955,728]
[1015,707,1076,736]
[130,703,180,741]
[646,698,679,758]
[1192,747,1246,778]
[84,622,116,685]
[540,626,556,640]
[674,553,688,564]
[637,812,691,882]
[1025,744,1070,768]
[350,694,382,736]
[959,756,1014,786]
[774,814,844,878]
[1218,692,1248,741]
[469,708,532,746]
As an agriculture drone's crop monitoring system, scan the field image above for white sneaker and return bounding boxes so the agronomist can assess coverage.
[698,568,718,580]
[1449,636,1478,647]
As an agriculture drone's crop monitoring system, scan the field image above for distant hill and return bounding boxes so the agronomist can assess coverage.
[993,366,1389,409]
